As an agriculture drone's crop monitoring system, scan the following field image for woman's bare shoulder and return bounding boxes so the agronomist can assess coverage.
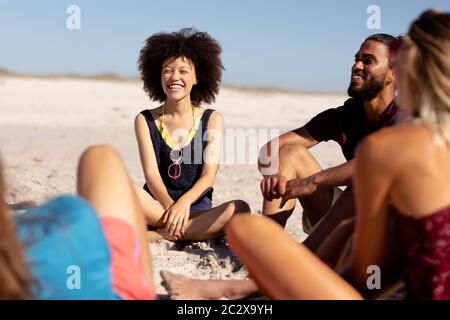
[357,122,431,168]
[149,106,163,119]
[135,106,163,124]
[368,122,430,147]
[134,106,162,128]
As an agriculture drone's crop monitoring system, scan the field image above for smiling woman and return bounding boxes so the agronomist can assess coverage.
[138,28,223,106]
[133,28,251,242]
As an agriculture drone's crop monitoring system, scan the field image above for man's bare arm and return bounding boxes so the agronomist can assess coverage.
[258,127,319,173]
[309,159,355,188]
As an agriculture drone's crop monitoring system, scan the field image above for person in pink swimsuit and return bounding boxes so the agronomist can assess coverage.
[224,9,450,300]
[1,145,156,300]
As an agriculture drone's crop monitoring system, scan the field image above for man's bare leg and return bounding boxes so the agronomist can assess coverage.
[262,144,335,228]
[303,187,356,252]
[314,217,356,268]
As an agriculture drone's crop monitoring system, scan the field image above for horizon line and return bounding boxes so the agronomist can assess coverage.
[0,67,346,96]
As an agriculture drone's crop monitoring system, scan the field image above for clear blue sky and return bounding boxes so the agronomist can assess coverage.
[1,0,449,92]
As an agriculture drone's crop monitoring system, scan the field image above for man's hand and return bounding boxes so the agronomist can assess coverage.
[260,174,289,201]
[280,176,318,208]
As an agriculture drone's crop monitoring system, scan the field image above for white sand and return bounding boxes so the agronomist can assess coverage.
[0,75,346,296]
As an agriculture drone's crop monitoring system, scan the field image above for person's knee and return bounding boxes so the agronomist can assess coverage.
[335,217,356,234]
[79,144,122,168]
[279,144,310,165]
[273,144,312,178]
[231,200,251,214]
[217,200,251,227]
[227,200,251,219]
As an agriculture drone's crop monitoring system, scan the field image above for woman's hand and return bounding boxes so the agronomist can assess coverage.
[162,197,192,239]
[279,176,318,208]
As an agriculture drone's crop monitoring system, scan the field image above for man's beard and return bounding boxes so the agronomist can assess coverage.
[347,74,386,101]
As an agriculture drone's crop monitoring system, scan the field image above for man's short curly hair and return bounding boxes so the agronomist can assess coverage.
[138,28,224,105]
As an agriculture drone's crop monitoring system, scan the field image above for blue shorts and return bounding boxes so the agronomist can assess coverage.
[190,196,212,213]
[15,195,120,300]
[143,184,212,213]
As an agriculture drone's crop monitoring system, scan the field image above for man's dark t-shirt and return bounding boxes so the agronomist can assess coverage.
[303,98,399,161]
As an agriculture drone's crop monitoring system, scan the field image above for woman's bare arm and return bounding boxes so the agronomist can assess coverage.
[350,133,395,290]
[135,113,174,210]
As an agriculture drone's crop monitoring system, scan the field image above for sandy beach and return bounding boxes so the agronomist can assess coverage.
[0,75,347,297]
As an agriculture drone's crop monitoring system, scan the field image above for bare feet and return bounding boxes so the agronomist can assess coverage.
[161,271,229,300]
[160,270,259,300]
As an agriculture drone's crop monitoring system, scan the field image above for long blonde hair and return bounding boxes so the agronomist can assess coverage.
[403,10,450,145]
[0,159,32,299]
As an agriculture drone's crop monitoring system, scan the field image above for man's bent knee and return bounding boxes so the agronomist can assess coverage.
[279,144,311,162]
[278,144,320,178]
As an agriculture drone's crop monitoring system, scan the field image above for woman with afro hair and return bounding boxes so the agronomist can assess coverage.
[134,28,250,241]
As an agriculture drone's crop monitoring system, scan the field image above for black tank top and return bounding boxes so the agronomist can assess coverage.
[140,108,215,205]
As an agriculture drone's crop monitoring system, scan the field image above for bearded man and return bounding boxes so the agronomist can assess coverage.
[162,34,402,300]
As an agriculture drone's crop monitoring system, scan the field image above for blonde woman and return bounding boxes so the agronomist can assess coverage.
[225,9,450,299]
